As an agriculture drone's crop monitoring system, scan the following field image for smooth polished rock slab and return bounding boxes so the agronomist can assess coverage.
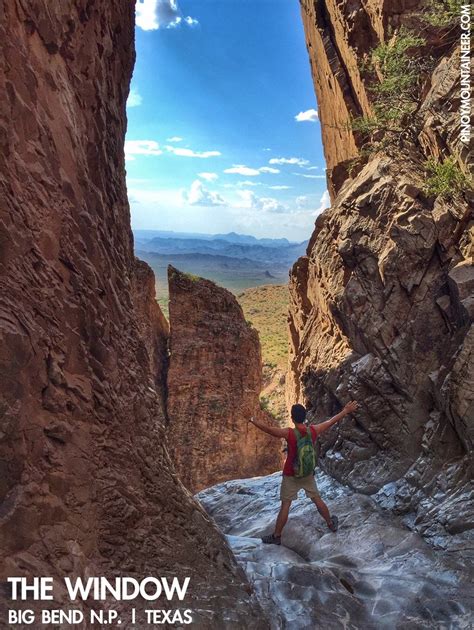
[198,471,474,629]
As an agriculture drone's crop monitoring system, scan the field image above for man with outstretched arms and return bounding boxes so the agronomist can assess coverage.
[249,401,358,545]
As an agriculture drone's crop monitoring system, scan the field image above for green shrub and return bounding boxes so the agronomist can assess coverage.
[351,103,412,134]
[351,28,425,136]
[370,30,425,98]
[423,0,464,27]
[183,272,200,282]
[424,157,470,198]
[351,115,382,135]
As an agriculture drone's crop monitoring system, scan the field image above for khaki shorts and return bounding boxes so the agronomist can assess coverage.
[280,473,320,502]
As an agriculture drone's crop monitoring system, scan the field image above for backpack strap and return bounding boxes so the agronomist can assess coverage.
[293,426,312,442]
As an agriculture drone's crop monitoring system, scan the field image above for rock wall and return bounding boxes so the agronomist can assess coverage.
[0,2,266,626]
[167,267,281,493]
[300,0,449,197]
[290,0,473,546]
[132,258,169,404]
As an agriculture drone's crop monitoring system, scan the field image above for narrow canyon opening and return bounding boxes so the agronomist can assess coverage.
[126,0,327,493]
[129,2,474,626]
[1,0,472,628]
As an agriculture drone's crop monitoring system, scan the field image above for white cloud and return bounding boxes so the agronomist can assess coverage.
[167,15,198,28]
[224,165,260,176]
[269,157,309,167]
[295,109,319,123]
[125,140,220,161]
[238,190,287,214]
[167,15,182,27]
[135,0,199,31]
[183,180,225,206]
[125,136,221,160]
[198,172,218,182]
[166,146,221,158]
[293,172,326,179]
[224,164,280,177]
[237,190,258,208]
[125,140,162,160]
[296,195,309,208]
[236,189,329,218]
[128,186,323,240]
[259,198,286,213]
[259,166,280,174]
[128,186,183,207]
[166,136,183,142]
[135,0,160,30]
[306,166,319,171]
[223,180,262,188]
[269,185,291,190]
[127,87,142,108]
[316,190,331,214]
[237,180,261,187]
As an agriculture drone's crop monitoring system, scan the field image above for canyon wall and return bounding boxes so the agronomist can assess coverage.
[132,258,169,404]
[0,2,266,625]
[290,0,473,546]
[167,267,281,493]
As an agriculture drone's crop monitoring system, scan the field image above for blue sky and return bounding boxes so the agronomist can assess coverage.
[126,0,328,240]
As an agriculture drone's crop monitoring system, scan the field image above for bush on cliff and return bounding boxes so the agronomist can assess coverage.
[424,157,471,199]
[423,0,465,27]
[351,28,426,137]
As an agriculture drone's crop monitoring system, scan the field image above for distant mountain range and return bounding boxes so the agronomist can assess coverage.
[134,230,307,268]
[134,229,300,248]
[133,230,308,297]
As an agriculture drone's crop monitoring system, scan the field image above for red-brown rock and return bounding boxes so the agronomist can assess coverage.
[291,1,473,546]
[167,267,281,493]
[0,2,267,625]
[132,258,169,405]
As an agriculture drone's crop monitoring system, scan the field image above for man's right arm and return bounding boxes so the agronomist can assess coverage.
[248,416,288,439]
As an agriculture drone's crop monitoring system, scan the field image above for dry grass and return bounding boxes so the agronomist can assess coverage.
[237,285,289,370]
[238,285,289,425]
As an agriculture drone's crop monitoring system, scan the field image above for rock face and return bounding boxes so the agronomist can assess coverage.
[132,258,169,405]
[198,472,474,629]
[289,2,473,547]
[0,3,266,626]
[167,267,281,493]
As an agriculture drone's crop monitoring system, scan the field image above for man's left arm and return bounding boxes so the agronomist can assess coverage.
[313,400,358,435]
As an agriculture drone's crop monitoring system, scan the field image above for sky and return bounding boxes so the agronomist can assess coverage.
[126,0,329,241]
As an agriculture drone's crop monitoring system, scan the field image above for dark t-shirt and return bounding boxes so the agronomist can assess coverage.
[282,425,318,476]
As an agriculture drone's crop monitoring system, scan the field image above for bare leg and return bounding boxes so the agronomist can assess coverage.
[274,500,292,537]
[311,496,335,530]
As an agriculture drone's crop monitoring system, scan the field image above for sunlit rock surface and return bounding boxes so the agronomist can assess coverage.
[290,0,474,547]
[198,472,474,629]
[167,266,281,493]
[0,2,266,625]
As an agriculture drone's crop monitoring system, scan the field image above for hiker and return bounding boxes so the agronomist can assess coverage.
[248,400,359,545]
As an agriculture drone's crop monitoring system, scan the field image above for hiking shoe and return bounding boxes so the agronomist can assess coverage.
[261,533,281,545]
[328,515,339,532]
